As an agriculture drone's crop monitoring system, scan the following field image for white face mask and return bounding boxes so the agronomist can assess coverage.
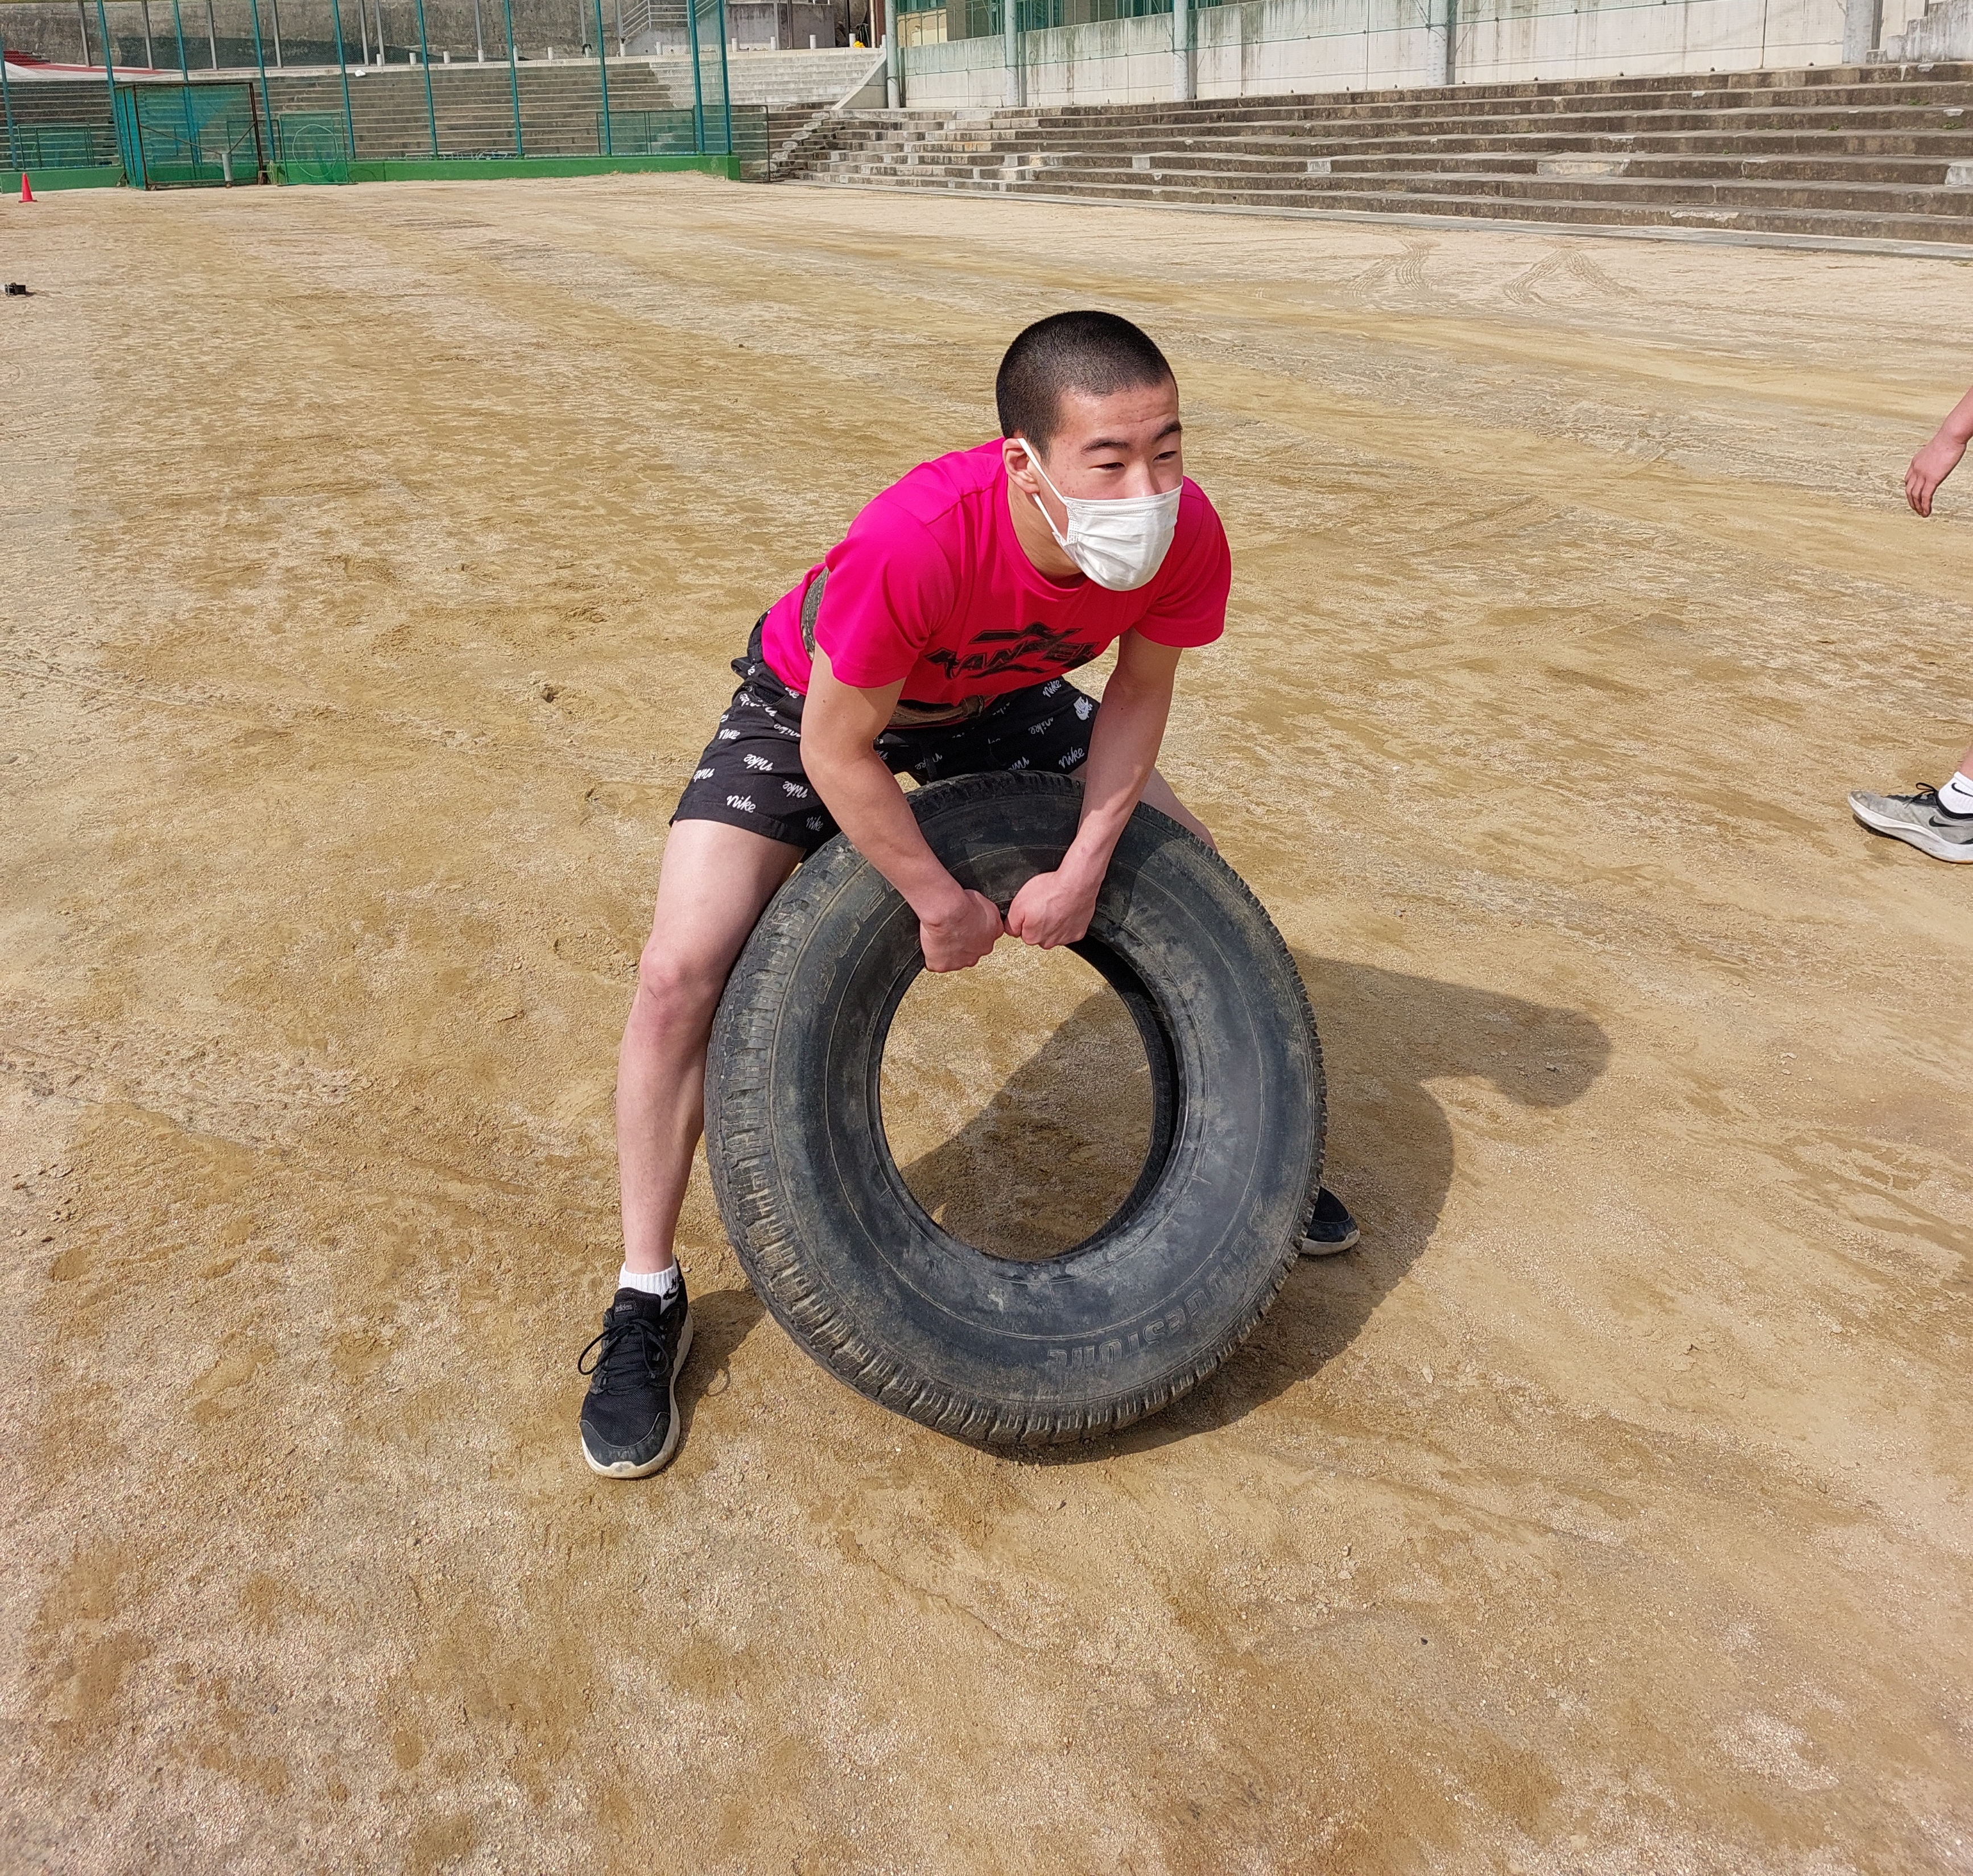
[1016,440,1181,593]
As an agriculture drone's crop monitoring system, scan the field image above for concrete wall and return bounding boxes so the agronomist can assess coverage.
[725,2,843,47]
[0,0,1865,102]
[898,0,1851,109]
[1883,0,1972,55]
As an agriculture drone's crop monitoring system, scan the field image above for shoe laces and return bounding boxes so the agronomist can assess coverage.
[578,1305,668,1394]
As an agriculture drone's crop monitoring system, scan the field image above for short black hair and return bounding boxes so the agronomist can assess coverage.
[996,311,1175,453]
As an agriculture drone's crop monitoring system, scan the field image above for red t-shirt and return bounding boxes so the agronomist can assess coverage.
[759,442,1231,706]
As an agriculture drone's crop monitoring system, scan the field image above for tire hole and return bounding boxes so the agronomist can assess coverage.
[879,943,1155,1262]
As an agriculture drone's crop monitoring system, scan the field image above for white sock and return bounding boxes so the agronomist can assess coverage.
[618,1262,681,1299]
[1939,771,1973,814]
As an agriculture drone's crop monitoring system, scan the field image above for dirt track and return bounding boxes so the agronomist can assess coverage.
[2,175,1970,1874]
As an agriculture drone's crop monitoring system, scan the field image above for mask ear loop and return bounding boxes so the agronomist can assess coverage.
[1012,438,1074,551]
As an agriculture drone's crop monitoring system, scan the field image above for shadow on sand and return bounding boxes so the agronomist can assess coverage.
[674,1284,767,1450]
[897,952,1611,1458]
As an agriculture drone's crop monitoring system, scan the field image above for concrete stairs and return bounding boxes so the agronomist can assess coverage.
[262,63,691,159]
[2,78,119,165]
[774,64,1973,245]
[717,47,886,108]
[765,100,836,172]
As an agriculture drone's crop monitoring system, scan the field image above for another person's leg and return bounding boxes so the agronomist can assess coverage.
[1855,390,1973,862]
[1849,738,1973,864]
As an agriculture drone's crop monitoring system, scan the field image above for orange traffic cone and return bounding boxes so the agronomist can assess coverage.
[18,175,32,204]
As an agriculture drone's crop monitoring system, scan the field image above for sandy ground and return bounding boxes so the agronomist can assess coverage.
[2,175,1971,1874]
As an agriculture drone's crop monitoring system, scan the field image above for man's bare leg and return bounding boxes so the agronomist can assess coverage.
[617,818,804,1275]
[1141,766,1215,848]
[618,769,1197,1271]
[1131,770,1359,1255]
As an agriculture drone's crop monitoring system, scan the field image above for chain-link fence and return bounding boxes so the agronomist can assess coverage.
[2,0,746,178]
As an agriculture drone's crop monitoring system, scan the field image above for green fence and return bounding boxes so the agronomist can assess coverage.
[3,0,738,184]
[692,0,733,156]
[5,122,117,167]
[115,81,264,185]
[604,108,700,155]
[273,110,352,183]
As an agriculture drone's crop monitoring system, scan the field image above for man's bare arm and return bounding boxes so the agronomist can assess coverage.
[799,649,1004,973]
[1005,633,1182,950]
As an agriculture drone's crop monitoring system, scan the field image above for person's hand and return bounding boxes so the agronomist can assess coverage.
[1906,431,1967,516]
[919,889,1004,972]
[1005,867,1101,951]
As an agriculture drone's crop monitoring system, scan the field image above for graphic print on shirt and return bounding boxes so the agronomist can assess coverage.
[920,618,1103,685]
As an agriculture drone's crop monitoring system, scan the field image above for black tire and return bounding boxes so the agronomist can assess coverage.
[704,771,1324,1446]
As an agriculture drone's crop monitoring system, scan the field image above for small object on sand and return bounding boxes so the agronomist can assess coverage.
[4,283,28,296]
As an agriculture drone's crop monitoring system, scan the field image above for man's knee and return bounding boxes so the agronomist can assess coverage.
[626,940,728,1041]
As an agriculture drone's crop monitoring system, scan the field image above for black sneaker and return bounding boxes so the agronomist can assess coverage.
[1298,1187,1361,1257]
[577,1280,694,1479]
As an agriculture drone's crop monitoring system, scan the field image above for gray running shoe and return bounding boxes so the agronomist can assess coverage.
[1848,785,1973,864]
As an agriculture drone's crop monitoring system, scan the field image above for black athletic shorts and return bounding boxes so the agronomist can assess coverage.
[671,620,1100,855]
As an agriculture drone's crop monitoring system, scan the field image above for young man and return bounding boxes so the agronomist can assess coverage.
[576,311,1358,1480]
[1848,381,1973,862]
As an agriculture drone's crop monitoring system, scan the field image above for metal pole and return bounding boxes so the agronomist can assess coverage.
[77,0,90,64]
[687,0,703,149]
[1000,0,1017,106]
[614,0,624,55]
[171,0,193,157]
[472,0,484,60]
[1171,0,1188,100]
[248,0,271,164]
[141,0,155,65]
[591,0,610,151]
[270,0,283,64]
[357,0,369,63]
[412,0,436,151]
[716,0,729,151]
[327,0,356,163]
[1,28,17,171]
[205,0,219,67]
[375,0,385,61]
[500,0,522,151]
[94,0,118,140]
